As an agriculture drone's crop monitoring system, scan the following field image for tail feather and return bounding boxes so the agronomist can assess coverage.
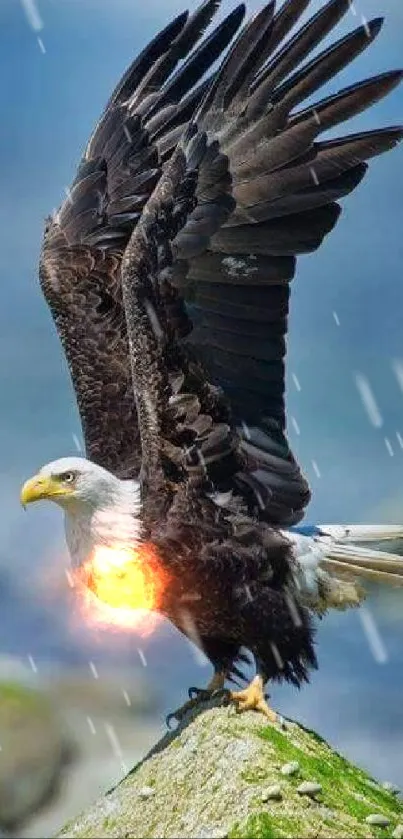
[318,523,403,543]
[320,542,403,588]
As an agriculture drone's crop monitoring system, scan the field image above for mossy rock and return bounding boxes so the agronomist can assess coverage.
[58,703,403,838]
[0,680,74,831]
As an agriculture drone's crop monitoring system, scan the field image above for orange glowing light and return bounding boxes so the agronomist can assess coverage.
[73,542,169,636]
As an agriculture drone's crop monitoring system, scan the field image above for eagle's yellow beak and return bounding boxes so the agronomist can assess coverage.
[20,474,72,507]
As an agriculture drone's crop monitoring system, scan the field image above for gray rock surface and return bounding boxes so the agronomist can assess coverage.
[57,703,403,838]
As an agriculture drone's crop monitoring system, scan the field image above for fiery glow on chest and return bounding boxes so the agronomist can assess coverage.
[74,542,169,635]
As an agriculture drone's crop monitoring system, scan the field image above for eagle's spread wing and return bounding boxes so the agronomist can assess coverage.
[119,0,402,526]
[40,0,402,524]
[39,0,245,478]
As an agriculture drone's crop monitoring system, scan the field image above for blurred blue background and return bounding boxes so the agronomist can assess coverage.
[0,0,402,826]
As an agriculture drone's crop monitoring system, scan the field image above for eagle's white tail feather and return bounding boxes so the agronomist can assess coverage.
[320,543,403,588]
[317,524,403,543]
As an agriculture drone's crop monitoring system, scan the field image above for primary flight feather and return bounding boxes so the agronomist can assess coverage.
[21,0,403,724]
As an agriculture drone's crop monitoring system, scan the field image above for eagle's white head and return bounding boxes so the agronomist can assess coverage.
[20,456,142,567]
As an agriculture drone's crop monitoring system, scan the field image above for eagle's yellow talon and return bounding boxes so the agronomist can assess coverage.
[230,674,278,723]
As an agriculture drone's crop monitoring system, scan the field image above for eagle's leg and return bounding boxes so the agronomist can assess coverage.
[229,674,278,723]
[166,671,226,729]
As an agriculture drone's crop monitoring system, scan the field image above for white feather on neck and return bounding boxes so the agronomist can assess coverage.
[64,479,142,568]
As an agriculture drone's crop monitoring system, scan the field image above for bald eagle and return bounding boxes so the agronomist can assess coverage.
[21,0,403,725]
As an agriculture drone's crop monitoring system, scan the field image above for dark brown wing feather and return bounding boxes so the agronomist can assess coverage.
[39,0,245,477]
[41,0,402,524]
[167,0,402,525]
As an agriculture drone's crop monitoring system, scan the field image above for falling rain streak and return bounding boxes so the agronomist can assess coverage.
[361,15,371,39]
[65,568,75,588]
[384,437,394,457]
[291,416,300,436]
[72,433,83,452]
[396,431,403,450]
[241,420,251,440]
[122,689,131,707]
[392,359,403,393]
[270,642,284,670]
[312,460,321,479]
[21,0,43,31]
[89,660,99,679]
[332,311,340,326]
[179,610,209,667]
[138,648,147,667]
[292,373,301,392]
[358,607,388,664]
[354,373,383,428]
[87,716,96,735]
[104,722,128,773]
[28,654,37,673]
[285,593,302,628]
[309,166,319,186]
[145,299,163,340]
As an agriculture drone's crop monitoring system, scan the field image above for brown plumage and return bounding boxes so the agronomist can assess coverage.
[37,0,402,719]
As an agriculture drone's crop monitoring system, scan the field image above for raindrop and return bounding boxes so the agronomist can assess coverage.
[384,437,394,457]
[27,654,37,673]
[72,433,82,452]
[87,716,96,735]
[241,421,251,441]
[244,584,253,603]
[123,124,132,144]
[89,661,99,679]
[21,0,43,32]
[292,373,301,392]
[138,648,147,667]
[358,606,388,664]
[309,167,319,186]
[354,373,383,428]
[392,359,403,393]
[179,610,209,667]
[64,186,74,206]
[312,108,321,126]
[291,416,300,436]
[65,568,75,588]
[144,299,163,339]
[312,460,321,479]
[122,690,131,707]
[104,722,128,773]
[332,311,340,326]
[361,15,371,38]
[285,593,302,627]
[270,642,284,670]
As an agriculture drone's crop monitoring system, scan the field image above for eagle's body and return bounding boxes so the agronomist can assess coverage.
[20,0,403,722]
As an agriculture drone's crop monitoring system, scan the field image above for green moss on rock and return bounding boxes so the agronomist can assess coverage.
[58,704,403,839]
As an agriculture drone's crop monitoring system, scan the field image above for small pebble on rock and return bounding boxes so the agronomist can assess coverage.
[261,784,283,802]
[296,781,322,798]
[280,761,300,776]
[392,825,403,839]
[138,786,155,800]
[365,814,390,827]
[382,781,400,795]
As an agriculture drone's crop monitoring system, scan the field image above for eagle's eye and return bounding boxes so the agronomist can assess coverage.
[59,471,76,484]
